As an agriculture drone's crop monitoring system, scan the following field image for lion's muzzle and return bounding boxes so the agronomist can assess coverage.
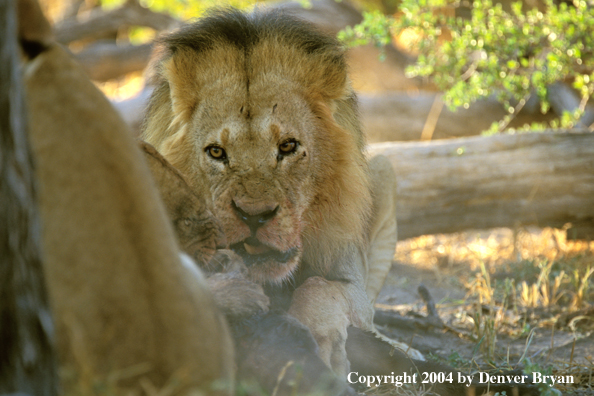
[230,237,300,283]
[218,195,303,282]
[232,198,279,234]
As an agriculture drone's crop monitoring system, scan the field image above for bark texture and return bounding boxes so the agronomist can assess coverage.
[368,131,594,240]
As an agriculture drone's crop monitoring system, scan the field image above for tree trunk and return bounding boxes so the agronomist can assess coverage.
[368,131,594,240]
[0,0,59,394]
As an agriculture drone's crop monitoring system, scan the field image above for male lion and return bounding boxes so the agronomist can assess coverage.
[143,8,398,375]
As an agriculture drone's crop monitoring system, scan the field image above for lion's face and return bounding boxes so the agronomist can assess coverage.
[182,81,323,282]
[144,9,373,284]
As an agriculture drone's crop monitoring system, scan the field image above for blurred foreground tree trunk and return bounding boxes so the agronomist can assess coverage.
[0,0,59,394]
[369,131,594,240]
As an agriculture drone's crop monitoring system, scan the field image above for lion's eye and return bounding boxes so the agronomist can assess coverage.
[279,140,298,155]
[178,217,194,231]
[206,146,227,160]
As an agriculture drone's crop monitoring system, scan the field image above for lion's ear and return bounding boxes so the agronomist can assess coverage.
[161,50,202,123]
[306,52,350,102]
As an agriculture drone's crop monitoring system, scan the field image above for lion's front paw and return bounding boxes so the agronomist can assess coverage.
[288,276,352,378]
[208,273,269,320]
[315,325,351,379]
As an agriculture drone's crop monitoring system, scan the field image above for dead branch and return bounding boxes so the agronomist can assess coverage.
[54,1,179,44]
[418,285,445,328]
[547,82,594,128]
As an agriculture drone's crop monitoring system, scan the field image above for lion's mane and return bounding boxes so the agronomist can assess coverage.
[143,8,372,279]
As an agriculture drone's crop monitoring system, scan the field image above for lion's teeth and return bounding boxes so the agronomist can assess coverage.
[244,242,269,255]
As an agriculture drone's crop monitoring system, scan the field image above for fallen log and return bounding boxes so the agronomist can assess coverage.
[368,131,594,240]
[360,93,557,142]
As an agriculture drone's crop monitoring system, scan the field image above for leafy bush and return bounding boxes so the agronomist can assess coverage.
[339,0,594,132]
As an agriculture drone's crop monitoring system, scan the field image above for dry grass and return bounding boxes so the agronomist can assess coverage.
[380,226,594,395]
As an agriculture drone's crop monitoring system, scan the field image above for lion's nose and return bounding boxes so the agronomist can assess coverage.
[232,199,279,233]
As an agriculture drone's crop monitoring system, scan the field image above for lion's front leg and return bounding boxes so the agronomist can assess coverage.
[366,154,399,304]
[288,274,373,378]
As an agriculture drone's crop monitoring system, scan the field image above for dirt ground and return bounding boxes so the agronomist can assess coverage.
[372,227,594,395]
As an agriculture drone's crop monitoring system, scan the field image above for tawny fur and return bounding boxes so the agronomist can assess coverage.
[139,140,225,265]
[20,2,234,392]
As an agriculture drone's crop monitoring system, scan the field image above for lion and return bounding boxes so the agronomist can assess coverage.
[142,8,399,376]
[18,0,234,393]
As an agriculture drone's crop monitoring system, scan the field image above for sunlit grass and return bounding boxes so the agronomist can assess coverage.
[395,227,594,330]
[396,227,593,279]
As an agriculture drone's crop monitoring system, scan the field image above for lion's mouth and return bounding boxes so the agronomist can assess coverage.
[230,237,298,267]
